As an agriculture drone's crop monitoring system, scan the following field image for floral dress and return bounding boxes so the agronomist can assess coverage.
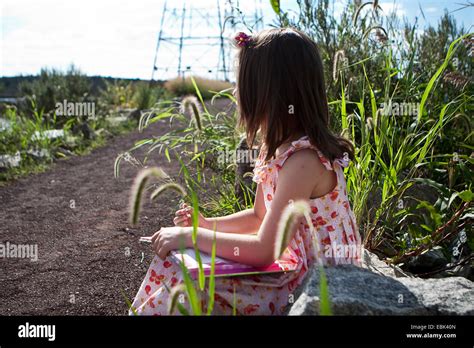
[129,136,361,316]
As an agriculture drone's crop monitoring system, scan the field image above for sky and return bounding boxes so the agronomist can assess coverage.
[1,0,473,80]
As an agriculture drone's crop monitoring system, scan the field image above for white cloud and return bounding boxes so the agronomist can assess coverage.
[1,0,165,77]
[1,0,265,79]
[424,6,438,14]
[379,1,406,17]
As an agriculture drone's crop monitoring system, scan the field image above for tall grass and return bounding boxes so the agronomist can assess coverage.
[128,164,218,315]
[338,34,473,259]
[273,0,473,264]
[118,76,251,218]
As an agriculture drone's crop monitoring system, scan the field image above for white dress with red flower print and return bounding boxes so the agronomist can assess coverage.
[129,136,361,316]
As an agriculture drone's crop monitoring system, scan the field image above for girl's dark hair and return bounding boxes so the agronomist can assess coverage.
[235,27,354,162]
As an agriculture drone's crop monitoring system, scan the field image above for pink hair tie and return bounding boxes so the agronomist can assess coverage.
[235,32,252,47]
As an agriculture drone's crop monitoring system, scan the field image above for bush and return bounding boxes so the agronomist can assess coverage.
[97,79,135,111]
[132,82,168,110]
[19,64,91,116]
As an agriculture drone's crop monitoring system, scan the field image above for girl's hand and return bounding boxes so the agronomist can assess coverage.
[173,203,209,229]
[151,226,190,259]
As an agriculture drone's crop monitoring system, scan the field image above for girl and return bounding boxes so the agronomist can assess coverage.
[130,28,361,316]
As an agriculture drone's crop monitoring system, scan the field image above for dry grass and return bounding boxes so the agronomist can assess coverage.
[164,76,233,99]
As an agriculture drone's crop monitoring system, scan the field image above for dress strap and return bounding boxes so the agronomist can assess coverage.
[279,136,333,171]
[252,136,351,183]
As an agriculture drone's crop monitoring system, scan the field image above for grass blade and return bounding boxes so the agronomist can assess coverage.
[319,266,332,316]
[232,283,237,316]
[417,34,470,123]
[190,76,209,116]
[190,188,206,291]
[168,284,189,315]
[270,0,280,15]
[177,250,202,315]
[120,288,137,316]
[206,226,217,315]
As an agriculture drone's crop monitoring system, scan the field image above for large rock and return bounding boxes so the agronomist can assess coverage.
[403,246,449,274]
[288,249,474,315]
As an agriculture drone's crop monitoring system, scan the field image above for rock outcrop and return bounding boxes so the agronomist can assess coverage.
[288,249,474,315]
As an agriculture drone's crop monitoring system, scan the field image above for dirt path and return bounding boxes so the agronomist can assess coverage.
[0,120,182,315]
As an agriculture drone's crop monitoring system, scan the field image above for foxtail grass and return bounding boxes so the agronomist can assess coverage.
[150,182,187,202]
[181,95,203,131]
[274,200,311,259]
[274,199,333,315]
[129,167,167,225]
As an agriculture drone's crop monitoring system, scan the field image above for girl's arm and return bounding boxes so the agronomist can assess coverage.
[190,150,324,266]
[202,184,266,234]
[155,149,325,267]
[174,184,267,234]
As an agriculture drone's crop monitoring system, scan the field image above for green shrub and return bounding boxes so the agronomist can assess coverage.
[97,79,135,111]
[132,82,168,110]
[19,64,91,117]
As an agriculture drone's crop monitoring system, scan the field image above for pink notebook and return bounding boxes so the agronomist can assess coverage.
[169,248,298,279]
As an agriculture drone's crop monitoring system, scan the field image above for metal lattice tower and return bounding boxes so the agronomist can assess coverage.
[150,0,264,82]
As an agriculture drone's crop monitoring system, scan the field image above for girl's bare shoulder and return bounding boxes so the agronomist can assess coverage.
[279,148,327,175]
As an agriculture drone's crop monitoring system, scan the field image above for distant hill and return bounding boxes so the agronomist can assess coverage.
[0,76,164,98]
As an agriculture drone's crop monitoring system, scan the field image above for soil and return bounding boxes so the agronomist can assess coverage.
[0,119,184,315]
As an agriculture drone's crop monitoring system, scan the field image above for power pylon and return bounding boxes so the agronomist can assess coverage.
[150,0,264,82]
